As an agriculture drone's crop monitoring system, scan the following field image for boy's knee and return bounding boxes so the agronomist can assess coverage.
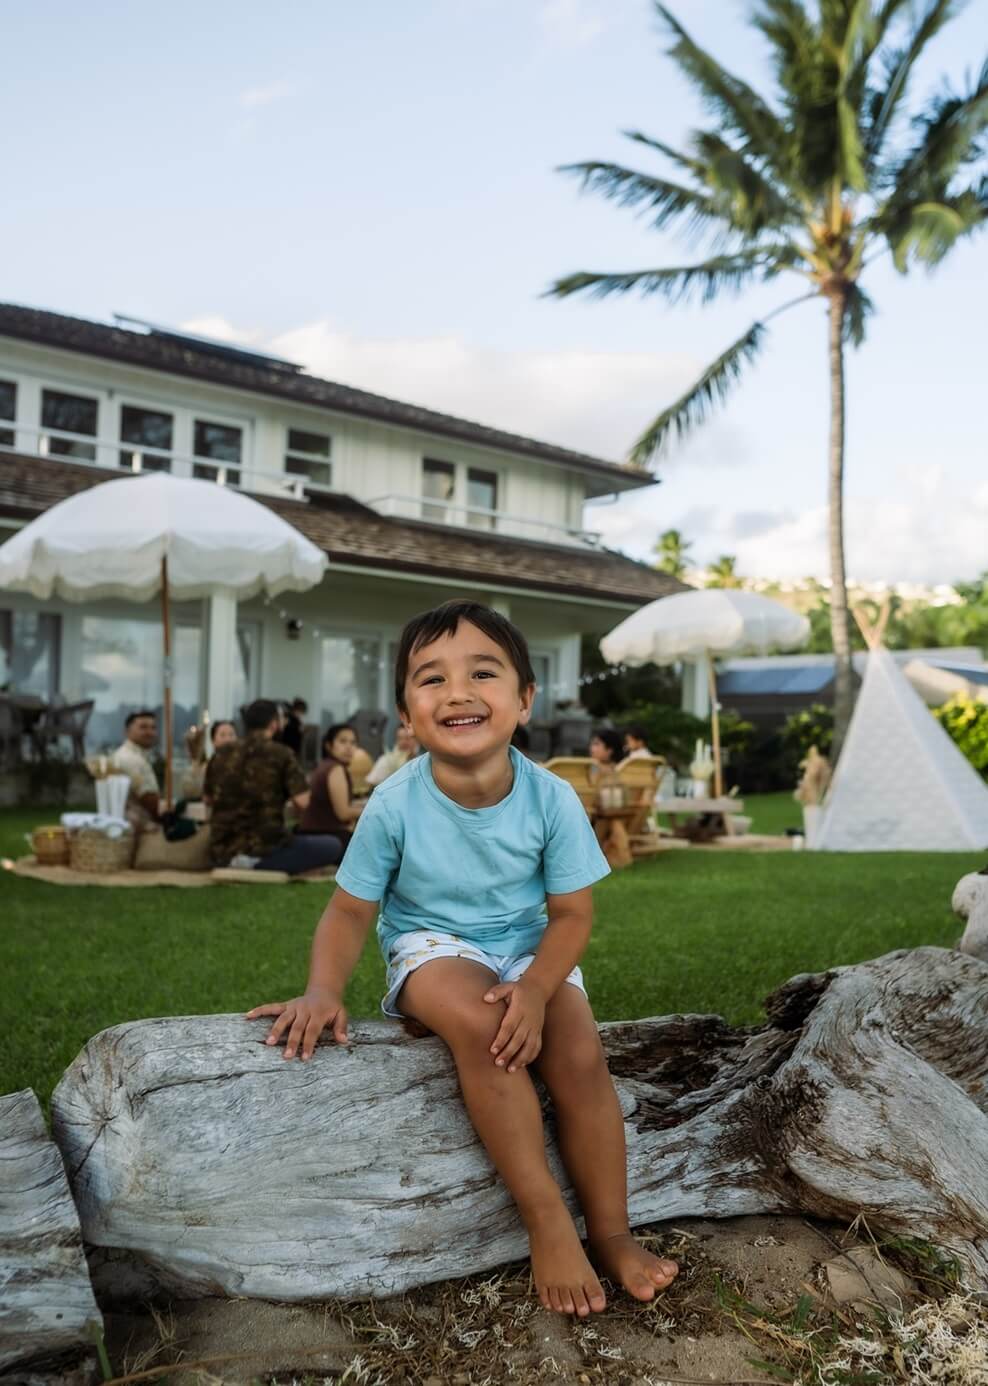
[543,1034,609,1095]
[436,997,501,1052]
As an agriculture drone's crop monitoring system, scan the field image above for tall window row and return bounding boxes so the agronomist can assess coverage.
[422,458,499,530]
[0,378,332,490]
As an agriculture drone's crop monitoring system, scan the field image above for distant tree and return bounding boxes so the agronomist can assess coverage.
[654,527,693,578]
[706,555,742,588]
[551,1,988,753]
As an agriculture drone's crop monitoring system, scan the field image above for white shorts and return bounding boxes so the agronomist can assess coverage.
[381,928,586,1018]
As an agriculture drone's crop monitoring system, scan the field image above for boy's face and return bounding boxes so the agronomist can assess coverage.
[402,620,533,763]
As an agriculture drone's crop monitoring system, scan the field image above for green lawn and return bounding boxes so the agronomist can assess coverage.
[0,800,977,1109]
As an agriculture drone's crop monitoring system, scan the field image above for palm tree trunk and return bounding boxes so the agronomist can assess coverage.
[828,289,854,756]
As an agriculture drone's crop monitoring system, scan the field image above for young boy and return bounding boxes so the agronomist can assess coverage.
[247,600,678,1316]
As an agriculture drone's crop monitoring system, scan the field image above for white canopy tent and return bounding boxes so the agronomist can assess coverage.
[601,589,809,795]
[0,473,328,804]
[813,648,988,851]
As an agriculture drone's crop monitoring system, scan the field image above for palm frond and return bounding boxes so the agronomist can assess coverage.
[692,131,805,231]
[653,4,793,168]
[843,281,875,345]
[885,189,987,270]
[864,0,961,163]
[887,57,988,197]
[752,0,819,106]
[629,321,767,467]
[558,160,720,235]
[549,247,798,306]
[622,130,706,179]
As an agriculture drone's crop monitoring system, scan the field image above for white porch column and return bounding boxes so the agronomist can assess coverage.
[557,632,581,704]
[681,656,711,719]
[204,591,238,721]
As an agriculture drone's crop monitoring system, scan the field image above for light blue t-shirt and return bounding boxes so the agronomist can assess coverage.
[335,747,611,959]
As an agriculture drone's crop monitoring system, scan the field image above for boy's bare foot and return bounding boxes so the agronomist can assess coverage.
[591,1232,678,1302]
[528,1209,607,1316]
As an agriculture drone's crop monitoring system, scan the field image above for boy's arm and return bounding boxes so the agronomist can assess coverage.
[246,886,378,1061]
[484,886,593,1073]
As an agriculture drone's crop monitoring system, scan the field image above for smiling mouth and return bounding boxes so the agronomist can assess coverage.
[441,715,487,728]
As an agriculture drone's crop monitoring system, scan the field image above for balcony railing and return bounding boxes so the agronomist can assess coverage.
[0,424,328,501]
[0,428,602,547]
[364,494,602,548]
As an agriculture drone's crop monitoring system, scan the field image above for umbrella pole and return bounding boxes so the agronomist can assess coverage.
[706,657,723,799]
[161,556,174,812]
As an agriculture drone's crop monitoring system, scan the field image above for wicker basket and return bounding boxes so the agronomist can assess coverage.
[32,825,70,867]
[69,827,135,873]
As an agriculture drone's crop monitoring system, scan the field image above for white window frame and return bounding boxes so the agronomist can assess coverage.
[420,454,505,530]
[114,395,178,474]
[37,380,104,461]
[284,423,332,489]
[190,410,251,486]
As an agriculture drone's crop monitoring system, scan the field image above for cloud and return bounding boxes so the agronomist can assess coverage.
[238,81,293,110]
[268,318,700,462]
[590,465,988,585]
[538,0,606,46]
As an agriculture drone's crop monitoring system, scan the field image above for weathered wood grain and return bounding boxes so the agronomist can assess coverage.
[51,947,988,1302]
[0,1089,102,1379]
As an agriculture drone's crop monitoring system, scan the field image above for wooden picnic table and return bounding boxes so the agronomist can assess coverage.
[591,805,638,869]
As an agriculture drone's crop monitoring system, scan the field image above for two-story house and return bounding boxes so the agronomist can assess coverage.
[0,304,682,751]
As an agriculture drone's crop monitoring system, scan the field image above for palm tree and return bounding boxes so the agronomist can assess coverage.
[707,554,743,588]
[654,527,693,577]
[551,1,987,750]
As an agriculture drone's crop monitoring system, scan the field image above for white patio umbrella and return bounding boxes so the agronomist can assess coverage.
[600,589,810,796]
[0,473,328,806]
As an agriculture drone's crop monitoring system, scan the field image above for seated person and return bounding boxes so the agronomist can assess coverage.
[297,723,365,850]
[111,709,161,830]
[180,719,238,799]
[204,699,342,875]
[589,728,623,774]
[621,724,652,762]
[365,724,419,788]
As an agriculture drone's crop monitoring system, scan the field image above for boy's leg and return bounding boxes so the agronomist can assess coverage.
[398,956,607,1316]
[535,983,679,1302]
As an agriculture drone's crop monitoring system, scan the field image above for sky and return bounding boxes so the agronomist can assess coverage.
[3,0,986,585]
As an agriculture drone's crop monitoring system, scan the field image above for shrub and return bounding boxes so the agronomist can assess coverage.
[781,703,834,774]
[933,696,988,777]
[612,702,754,772]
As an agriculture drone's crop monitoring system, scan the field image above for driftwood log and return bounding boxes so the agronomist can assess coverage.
[954,870,988,962]
[0,1090,102,1381]
[51,946,988,1303]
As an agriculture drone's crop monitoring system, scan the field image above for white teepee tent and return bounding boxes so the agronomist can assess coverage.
[813,646,988,852]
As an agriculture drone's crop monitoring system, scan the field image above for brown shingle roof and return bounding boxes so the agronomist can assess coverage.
[0,453,686,606]
[0,303,651,492]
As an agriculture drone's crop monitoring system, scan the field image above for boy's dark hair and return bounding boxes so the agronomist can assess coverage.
[394,599,535,711]
[125,709,157,728]
[623,724,650,747]
[244,698,280,732]
[323,723,357,755]
[592,727,625,763]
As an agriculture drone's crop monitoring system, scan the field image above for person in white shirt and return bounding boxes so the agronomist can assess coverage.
[621,725,652,761]
[365,724,420,789]
[111,710,161,829]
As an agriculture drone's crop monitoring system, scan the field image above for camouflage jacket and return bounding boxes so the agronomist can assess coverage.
[204,732,307,865]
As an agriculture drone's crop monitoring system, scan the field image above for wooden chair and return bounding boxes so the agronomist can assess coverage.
[543,756,597,816]
[617,754,667,855]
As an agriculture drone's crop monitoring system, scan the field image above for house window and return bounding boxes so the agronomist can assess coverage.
[120,405,173,473]
[0,610,61,700]
[285,428,331,487]
[422,458,455,521]
[0,380,15,448]
[467,468,498,530]
[41,388,98,461]
[320,634,381,725]
[193,419,242,483]
[80,615,202,750]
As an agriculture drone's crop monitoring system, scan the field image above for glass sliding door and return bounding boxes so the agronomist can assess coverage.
[319,634,382,727]
[0,610,60,698]
[80,615,202,749]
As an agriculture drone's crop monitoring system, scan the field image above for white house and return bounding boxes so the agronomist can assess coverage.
[0,304,682,751]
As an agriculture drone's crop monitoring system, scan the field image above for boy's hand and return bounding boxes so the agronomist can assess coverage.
[483,979,545,1073]
[245,986,348,1061]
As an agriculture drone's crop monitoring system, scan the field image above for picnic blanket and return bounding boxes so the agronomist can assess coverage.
[8,857,336,888]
